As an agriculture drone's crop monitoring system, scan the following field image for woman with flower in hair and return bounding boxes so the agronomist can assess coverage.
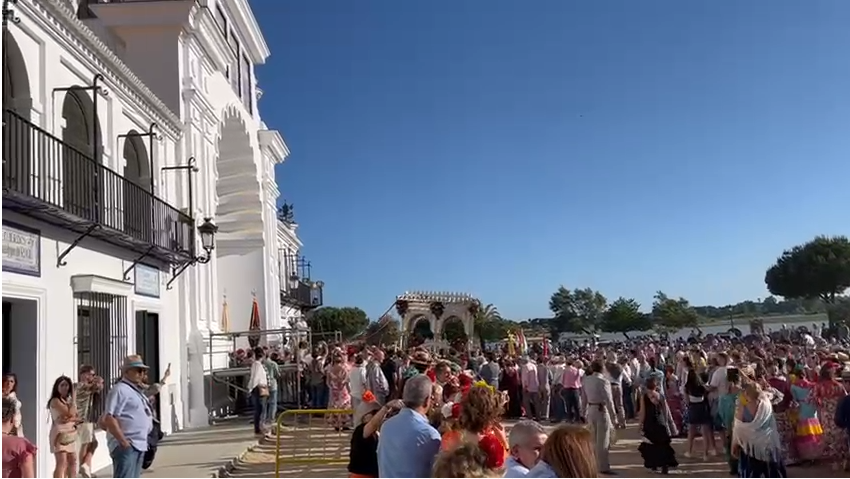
[432,438,505,478]
[442,381,508,461]
[347,391,403,478]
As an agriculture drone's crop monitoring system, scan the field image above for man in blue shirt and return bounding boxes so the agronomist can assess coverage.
[100,355,154,478]
[377,374,441,477]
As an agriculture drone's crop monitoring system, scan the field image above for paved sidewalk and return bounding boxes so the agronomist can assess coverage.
[95,418,259,478]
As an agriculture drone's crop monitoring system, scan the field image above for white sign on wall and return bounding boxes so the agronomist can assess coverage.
[2,222,41,277]
[134,264,161,298]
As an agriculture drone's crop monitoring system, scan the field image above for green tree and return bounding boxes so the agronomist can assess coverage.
[548,286,608,333]
[473,303,507,349]
[827,298,850,326]
[364,314,401,347]
[307,306,370,340]
[765,235,850,304]
[599,297,651,336]
[651,291,700,332]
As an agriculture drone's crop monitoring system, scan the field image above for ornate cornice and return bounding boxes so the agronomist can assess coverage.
[28,0,182,137]
[277,220,302,249]
[258,128,289,165]
[397,291,477,304]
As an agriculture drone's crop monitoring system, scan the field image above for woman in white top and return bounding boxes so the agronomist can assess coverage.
[2,373,23,437]
[247,347,269,436]
[348,354,368,412]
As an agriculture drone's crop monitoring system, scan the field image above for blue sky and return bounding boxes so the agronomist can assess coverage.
[254,1,850,321]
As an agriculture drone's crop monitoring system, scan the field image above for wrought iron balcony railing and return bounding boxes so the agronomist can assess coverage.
[2,109,195,264]
[280,280,324,310]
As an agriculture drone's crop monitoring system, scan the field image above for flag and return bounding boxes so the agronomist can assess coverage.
[507,331,516,356]
[220,295,230,333]
[247,295,261,348]
[516,329,528,356]
[542,336,549,358]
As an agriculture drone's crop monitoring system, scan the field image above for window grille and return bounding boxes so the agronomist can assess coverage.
[75,292,128,423]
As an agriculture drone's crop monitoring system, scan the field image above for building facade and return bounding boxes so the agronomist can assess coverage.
[276,208,304,330]
[1,0,290,475]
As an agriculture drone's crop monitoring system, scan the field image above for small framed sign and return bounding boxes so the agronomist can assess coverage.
[2,222,41,277]
[134,264,161,298]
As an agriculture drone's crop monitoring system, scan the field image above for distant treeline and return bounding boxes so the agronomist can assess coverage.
[692,296,826,320]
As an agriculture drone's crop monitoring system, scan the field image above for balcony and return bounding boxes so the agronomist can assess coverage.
[279,253,324,310]
[280,281,324,311]
[2,109,195,264]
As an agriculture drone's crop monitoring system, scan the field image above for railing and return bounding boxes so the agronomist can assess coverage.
[274,408,354,477]
[280,280,323,309]
[2,109,194,257]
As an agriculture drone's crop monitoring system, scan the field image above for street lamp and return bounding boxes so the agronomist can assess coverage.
[196,217,218,263]
[165,217,218,290]
[288,271,300,290]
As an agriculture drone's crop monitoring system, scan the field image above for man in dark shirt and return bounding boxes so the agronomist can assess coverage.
[381,350,399,400]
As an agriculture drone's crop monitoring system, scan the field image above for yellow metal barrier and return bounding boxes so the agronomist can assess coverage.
[274,408,355,478]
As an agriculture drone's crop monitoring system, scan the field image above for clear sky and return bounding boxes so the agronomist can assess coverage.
[254,1,850,321]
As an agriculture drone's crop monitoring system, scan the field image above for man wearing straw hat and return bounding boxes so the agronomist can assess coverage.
[99,355,154,478]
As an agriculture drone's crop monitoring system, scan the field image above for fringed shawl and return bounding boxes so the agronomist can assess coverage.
[732,395,783,463]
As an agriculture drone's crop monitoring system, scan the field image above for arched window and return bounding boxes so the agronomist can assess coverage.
[62,88,101,220]
[2,31,32,196]
[122,132,152,242]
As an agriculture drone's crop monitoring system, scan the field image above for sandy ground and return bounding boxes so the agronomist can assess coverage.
[225,418,842,478]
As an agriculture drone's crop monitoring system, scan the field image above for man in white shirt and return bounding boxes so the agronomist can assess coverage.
[504,420,547,477]
[708,352,729,397]
[349,354,368,411]
[247,347,269,436]
[520,358,540,420]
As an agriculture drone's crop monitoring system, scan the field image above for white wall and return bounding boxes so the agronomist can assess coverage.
[5,3,187,475]
[2,213,184,477]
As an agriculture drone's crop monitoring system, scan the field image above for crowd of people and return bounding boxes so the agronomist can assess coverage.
[2,355,169,478]
[4,324,850,479]
[288,328,850,478]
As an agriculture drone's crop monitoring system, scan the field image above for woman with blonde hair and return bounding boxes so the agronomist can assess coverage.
[526,424,598,478]
[731,381,787,477]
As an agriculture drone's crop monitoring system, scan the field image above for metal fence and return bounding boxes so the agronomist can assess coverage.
[274,408,354,477]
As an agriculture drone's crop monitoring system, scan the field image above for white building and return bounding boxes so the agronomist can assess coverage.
[1,0,297,475]
[276,210,304,329]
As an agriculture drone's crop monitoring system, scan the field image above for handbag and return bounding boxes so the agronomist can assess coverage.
[258,385,270,398]
[56,429,78,446]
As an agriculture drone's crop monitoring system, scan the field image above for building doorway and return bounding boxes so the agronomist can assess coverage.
[135,311,160,417]
[1,298,38,444]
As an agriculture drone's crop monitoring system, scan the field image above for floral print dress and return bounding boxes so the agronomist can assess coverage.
[326,364,352,429]
[815,379,849,465]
